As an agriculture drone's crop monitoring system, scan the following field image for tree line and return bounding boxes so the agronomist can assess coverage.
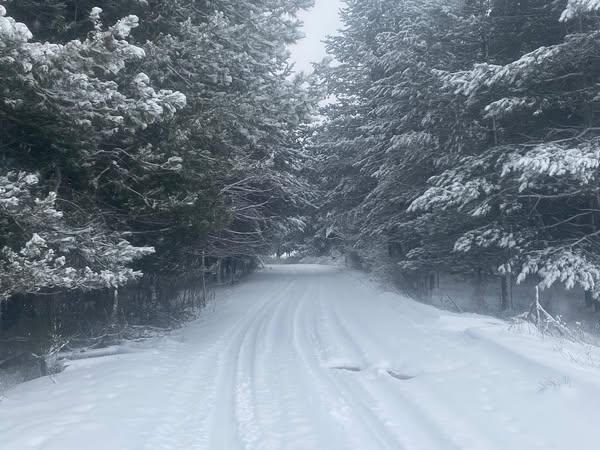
[4,0,600,376]
[310,0,600,311]
[0,0,318,370]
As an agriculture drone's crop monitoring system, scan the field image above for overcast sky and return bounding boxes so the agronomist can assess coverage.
[289,0,343,74]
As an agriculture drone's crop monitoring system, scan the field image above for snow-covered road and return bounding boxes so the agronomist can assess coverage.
[2,264,600,450]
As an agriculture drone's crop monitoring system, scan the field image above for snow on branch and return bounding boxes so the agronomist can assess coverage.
[502,140,600,191]
[484,97,543,120]
[0,172,154,300]
[560,0,600,21]
[454,227,519,253]
[1,6,186,134]
[518,249,600,294]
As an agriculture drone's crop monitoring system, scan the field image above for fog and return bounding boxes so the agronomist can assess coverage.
[289,0,343,74]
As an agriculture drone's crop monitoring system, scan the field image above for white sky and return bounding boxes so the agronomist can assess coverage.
[289,0,343,74]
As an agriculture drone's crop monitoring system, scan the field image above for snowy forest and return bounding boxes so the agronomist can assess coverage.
[309,0,600,314]
[3,0,600,382]
[0,0,319,378]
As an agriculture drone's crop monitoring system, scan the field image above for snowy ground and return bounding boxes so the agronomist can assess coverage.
[1,264,600,450]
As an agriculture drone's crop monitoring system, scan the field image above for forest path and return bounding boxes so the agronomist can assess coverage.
[2,265,600,450]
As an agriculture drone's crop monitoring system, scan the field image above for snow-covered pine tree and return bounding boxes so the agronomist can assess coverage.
[312,0,492,283]
[0,171,154,299]
[410,0,600,304]
[2,0,319,279]
[1,0,319,363]
[311,0,405,268]
[0,5,183,297]
[113,0,319,267]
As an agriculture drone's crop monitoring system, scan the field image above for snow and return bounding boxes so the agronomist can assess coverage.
[90,7,103,23]
[2,264,600,449]
[560,0,600,21]
[502,141,600,188]
[110,15,141,39]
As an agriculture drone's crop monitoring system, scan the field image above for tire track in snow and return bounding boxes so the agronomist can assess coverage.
[230,271,353,450]
[142,308,265,450]
[6,265,600,450]
[235,275,305,449]
[322,276,504,450]
[247,276,335,449]
[143,276,296,449]
[206,276,299,449]
[144,275,297,450]
[294,281,409,450]
[287,282,360,449]
[316,284,441,450]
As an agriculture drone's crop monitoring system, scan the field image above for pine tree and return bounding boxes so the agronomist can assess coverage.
[410,0,600,300]
[1,0,319,296]
[0,6,169,296]
[313,0,488,279]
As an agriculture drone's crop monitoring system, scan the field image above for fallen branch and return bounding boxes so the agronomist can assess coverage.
[445,294,463,313]
[59,346,136,361]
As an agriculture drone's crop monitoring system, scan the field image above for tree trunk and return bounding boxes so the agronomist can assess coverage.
[585,290,594,308]
[110,288,119,324]
[216,258,223,284]
[201,251,207,308]
[473,269,486,311]
[500,274,510,311]
[219,259,224,284]
[507,271,513,310]
[231,258,237,285]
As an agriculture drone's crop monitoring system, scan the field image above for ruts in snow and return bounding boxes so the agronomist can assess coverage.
[1,265,600,450]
